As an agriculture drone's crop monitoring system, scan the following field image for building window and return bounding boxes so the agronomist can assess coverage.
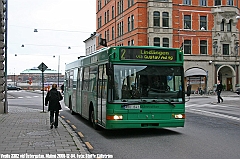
[227,20,232,32]
[112,6,114,19]
[200,0,207,6]
[221,19,225,31]
[104,12,107,24]
[131,15,134,30]
[183,0,191,5]
[200,40,207,54]
[112,27,114,40]
[98,0,102,11]
[131,40,134,46]
[128,0,131,7]
[223,44,229,55]
[215,0,221,5]
[227,0,233,5]
[107,10,109,22]
[200,16,207,30]
[121,21,124,35]
[153,11,160,27]
[98,16,102,29]
[163,38,169,47]
[184,15,191,29]
[184,40,191,54]
[128,17,131,32]
[117,2,120,15]
[120,0,123,13]
[128,41,130,46]
[162,12,169,27]
[154,37,160,46]
[107,29,109,42]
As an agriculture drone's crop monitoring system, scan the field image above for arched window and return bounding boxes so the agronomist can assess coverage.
[131,15,134,30]
[153,11,160,27]
[162,12,169,27]
[128,17,131,32]
[154,37,160,46]
[227,19,232,32]
[163,38,169,47]
[221,19,225,31]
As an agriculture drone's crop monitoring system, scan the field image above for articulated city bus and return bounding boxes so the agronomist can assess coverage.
[64,46,185,129]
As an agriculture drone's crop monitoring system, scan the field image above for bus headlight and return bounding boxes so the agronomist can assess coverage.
[107,115,123,120]
[174,114,185,119]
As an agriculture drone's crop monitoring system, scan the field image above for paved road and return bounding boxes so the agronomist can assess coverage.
[6,90,240,159]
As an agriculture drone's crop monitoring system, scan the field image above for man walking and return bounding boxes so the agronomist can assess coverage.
[216,80,223,103]
[45,84,63,129]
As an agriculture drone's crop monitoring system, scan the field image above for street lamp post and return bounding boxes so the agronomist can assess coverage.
[53,55,60,88]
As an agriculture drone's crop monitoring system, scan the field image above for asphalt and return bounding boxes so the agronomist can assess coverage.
[0,100,90,158]
[0,90,238,159]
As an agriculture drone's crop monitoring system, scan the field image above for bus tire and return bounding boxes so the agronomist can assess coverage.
[89,106,99,130]
[69,99,76,115]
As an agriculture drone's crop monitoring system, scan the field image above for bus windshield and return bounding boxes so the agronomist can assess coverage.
[112,65,184,103]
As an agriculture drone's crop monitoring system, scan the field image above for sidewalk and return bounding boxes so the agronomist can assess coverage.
[188,91,240,98]
[0,106,90,158]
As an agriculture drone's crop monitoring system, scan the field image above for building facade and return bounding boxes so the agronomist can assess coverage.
[83,32,97,56]
[96,0,240,93]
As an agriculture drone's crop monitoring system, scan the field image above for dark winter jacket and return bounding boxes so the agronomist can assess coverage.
[45,88,63,111]
[216,83,223,92]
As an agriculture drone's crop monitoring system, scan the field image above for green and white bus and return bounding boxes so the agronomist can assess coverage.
[64,46,185,129]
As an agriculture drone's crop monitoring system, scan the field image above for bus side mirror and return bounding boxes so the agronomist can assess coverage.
[106,63,113,76]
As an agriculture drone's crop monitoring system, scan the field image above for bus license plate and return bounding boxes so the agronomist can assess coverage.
[124,105,140,109]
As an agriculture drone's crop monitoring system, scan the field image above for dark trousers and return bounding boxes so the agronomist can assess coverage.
[50,110,59,127]
[217,91,223,103]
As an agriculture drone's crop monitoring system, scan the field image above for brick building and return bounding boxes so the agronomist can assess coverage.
[96,0,240,92]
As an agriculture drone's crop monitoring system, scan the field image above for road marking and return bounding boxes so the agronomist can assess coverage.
[18,97,23,99]
[33,96,39,97]
[85,142,93,150]
[61,116,65,118]
[189,108,240,121]
[78,132,84,137]
[66,120,71,123]
[71,125,77,129]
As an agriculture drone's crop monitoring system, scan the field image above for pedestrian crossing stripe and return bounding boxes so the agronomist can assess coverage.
[189,108,240,122]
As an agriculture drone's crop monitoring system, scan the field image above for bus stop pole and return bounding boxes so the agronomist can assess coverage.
[42,71,44,112]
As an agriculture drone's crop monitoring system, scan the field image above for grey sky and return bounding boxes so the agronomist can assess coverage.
[7,0,96,75]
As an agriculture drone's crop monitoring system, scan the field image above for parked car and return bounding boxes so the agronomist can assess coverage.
[7,85,22,91]
[235,88,240,95]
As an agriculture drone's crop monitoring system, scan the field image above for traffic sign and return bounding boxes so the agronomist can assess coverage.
[38,62,48,72]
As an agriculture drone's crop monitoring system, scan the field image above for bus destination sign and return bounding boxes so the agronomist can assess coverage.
[120,48,176,61]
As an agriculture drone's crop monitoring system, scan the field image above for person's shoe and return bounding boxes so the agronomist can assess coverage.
[50,122,54,129]
[55,126,58,128]
[221,99,223,103]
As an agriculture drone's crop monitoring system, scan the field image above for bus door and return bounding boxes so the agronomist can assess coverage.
[76,67,83,114]
[97,65,107,127]
[71,69,78,112]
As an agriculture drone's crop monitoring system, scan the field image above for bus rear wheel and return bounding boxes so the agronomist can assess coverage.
[69,99,76,115]
[90,109,98,130]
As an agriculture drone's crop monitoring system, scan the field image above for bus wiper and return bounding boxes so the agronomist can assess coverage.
[162,99,175,107]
